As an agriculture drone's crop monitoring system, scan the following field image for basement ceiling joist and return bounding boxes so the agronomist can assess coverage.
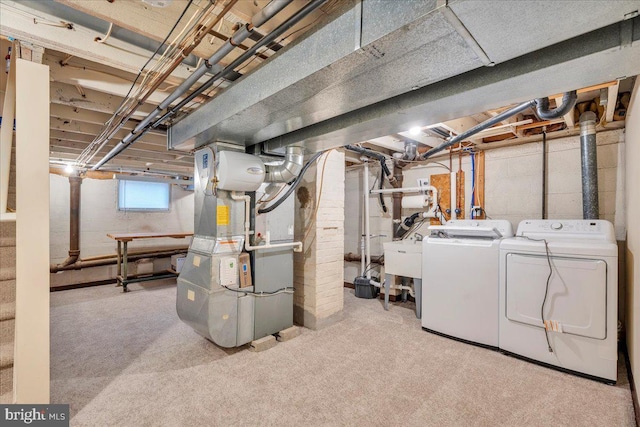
[0,0,207,80]
[50,118,167,146]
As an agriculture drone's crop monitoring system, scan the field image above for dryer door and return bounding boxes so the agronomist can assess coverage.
[505,254,607,339]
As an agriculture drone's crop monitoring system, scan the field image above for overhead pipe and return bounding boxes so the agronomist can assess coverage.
[84,0,221,163]
[579,111,599,219]
[419,91,577,160]
[52,175,82,269]
[264,146,304,183]
[344,145,396,187]
[92,0,294,170]
[144,0,329,146]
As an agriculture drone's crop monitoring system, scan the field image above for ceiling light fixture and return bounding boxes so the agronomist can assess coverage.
[409,126,421,136]
[64,164,74,174]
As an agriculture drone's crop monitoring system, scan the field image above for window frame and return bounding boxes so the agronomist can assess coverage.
[117,179,171,212]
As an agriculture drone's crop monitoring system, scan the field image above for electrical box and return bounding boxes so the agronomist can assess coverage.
[238,253,252,288]
[171,254,187,273]
[219,256,238,287]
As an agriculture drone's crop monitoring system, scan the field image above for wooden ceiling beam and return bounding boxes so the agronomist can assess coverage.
[49,140,192,166]
[49,151,193,175]
[0,0,200,80]
[605,80,620,123]
[54,0,237,62]
[50,130,170,154]
[50,117,167,146]
[50,106,167,137]
[50,81,156,119]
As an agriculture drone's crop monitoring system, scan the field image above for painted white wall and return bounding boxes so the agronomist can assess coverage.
[50,174,194,263]
[344,129,626,284]
[625,79,640,384]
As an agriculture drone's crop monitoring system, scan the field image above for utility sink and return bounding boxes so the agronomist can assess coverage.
[383,241,422,279]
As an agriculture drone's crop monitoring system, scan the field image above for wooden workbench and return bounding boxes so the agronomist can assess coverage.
[107,232,193,292]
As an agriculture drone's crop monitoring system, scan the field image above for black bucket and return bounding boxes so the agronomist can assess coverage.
[354,276,378,299]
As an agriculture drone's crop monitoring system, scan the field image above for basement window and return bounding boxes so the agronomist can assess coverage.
[118,179,170,212]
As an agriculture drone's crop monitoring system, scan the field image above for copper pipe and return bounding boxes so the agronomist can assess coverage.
[50,249,187,273]
[80,246,189,262]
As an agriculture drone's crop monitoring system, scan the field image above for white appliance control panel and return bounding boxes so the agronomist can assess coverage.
[516,220,615,243]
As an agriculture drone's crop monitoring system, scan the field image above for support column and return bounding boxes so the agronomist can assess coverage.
[14,58,50,403]
[294,150,345,329]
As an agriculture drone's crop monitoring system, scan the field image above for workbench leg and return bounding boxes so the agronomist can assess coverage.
[122,242,128,293]
[414,278,422,319]
[384,274,392,311]
[116,240,122,287]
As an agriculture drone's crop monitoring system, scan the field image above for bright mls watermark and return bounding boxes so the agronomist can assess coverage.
[1,405,69,426]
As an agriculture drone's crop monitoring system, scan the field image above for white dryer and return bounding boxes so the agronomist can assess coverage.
[422,219,514,348]
[499,219,618,383]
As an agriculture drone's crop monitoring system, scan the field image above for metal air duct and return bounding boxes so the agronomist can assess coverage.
[264,146,304,183]
[579,111,599,219]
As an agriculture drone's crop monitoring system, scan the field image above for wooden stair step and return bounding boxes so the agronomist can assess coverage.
[0,267,16,282]
[0,280,16,305]
[0,342,14,370]
[0,303,15,321]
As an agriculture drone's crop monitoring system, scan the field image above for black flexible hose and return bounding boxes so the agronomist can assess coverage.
[378,165,387,213]
[395,212,421,238]
[257,150,325,214]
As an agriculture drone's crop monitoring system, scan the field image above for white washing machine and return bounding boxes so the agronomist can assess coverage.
[422,219,514,348]
[499,219,618,383]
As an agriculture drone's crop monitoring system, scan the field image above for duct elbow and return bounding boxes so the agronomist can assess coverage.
[264,146,304,183]
[535,91,577,120]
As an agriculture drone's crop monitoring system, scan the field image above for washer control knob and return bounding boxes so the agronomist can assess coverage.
[551,222,563,230]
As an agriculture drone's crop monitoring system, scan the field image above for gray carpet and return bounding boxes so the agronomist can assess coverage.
[51,282,635,426]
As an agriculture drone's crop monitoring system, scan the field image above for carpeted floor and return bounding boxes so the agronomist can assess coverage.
[51,282,635,426]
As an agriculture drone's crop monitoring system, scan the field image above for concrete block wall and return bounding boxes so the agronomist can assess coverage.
[484,129,625,238]
[50,174,194,263]
[294,150,345,329]
[49,174,193,287]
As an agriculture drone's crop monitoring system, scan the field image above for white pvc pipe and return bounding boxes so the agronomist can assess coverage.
[370,186,424,195]
[231,192,302,252]
[450,172,457,220]
[363,159,371,279]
